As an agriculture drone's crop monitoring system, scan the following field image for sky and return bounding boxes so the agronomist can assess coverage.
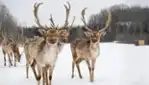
[1,0,149,27]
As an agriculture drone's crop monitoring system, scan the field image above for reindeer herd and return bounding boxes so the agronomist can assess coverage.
[0,1,111,85]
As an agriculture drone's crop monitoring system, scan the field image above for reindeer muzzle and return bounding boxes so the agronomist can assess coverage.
[91,38,98,43]
[49,40,57,44]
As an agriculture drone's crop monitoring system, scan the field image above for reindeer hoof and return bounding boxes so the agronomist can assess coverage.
[79,76,83,79]
[90,80,94,82]
[37,76,41,81]
[9,64,13,67]
[71,75,74,78]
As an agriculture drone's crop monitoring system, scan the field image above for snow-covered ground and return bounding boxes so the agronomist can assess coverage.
[0,43,149,85]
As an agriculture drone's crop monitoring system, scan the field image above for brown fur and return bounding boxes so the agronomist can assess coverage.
[24,2,74,85]
[70,31,102,82]
[24,36,43,78]
[2,38,21,67]
[58,29,69,43]
[24,28,71,85]
[70,8,111,82]
[24,28,60,85]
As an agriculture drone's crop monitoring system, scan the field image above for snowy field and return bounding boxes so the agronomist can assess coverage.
[0,43,149,85]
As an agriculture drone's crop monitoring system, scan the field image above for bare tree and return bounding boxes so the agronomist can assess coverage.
[0,2,23,44]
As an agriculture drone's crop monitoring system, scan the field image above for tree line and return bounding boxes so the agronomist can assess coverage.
[1,3,149,44]
[88,4,149,42]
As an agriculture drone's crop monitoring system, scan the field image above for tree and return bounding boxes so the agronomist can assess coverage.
[88,4,149,42]
[0,2,22,44]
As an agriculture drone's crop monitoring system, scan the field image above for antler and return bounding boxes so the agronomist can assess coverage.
[81,8,92,32]
[64,1,71,28]
[70,16,75,28]
[98,10,111,33]
[49,14,56,28]
[34,2,49,29]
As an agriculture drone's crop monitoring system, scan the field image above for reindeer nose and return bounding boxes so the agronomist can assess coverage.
[49,39,56,44]
[91,38,98,43]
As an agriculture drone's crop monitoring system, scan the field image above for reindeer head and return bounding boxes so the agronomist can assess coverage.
[33,2,75,44]
[33,2,60,45]
[45,29,60,44]
[81,8,111,43]
[50,1,75,43]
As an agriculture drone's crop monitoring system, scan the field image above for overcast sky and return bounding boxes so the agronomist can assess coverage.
[1,0,149,27]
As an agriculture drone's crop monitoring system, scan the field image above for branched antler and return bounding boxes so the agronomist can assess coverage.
[98,10,111,33]
[34,2,50,29]
[49,14,55,28]
[70,16,75,28]
[81,8,92,32]
[64,1,71,27]
[34,2,44,28]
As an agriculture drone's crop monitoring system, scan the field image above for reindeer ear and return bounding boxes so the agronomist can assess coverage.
[84,31,92,37]
[38,29,46,36]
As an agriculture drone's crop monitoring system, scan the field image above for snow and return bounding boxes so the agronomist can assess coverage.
[0,43,149,85]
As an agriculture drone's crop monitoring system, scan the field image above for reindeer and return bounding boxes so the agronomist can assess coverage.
[24,2,74,85]
[70,8,111,82]
[1,38,22,67]
[57,2,75,52]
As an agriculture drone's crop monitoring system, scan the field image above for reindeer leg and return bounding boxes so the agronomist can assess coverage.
[10,53,14,66]
[86,60,91,80]
[76,64,82,79]
[71,52,77,79]
[90,59,96,82]
[42,66,49,85]
[31,60,41,83]
[76,59,83,79]
[14,55,17,67]
[45,67,48,85]
[37,65,41,85]
[71,61,75,78]
[49,67,53,85]
[26,63,29,78]
[4,55,6,66]
[2,49,6,66]
[8,54,13,67]
[42,67,46,85]
[25,54,31,78]
[26,57,30,78]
